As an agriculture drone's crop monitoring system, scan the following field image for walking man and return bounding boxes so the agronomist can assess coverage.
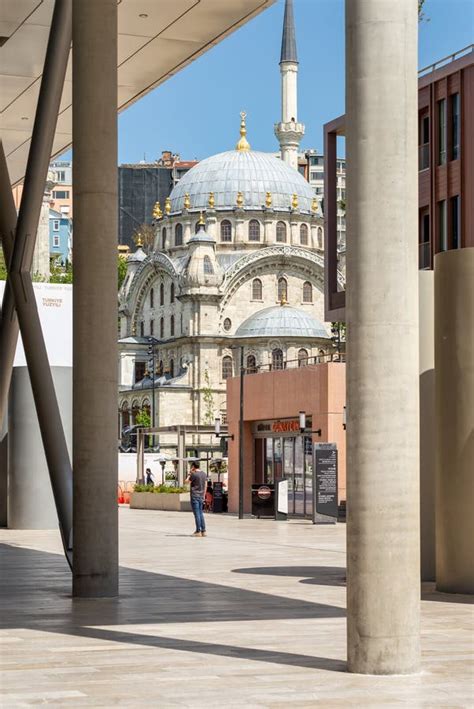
[187,461,207,537]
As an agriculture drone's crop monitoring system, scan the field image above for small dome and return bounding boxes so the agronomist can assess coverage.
[235,304,328,339]
[188,225,215,244]
[127,246,147,263]
[169,150,315,213]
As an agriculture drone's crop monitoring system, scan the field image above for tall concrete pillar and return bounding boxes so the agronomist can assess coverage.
[419,271,436,582]
[72,0,118,597]
[345,0,420,674]
[0,411,7,527]
[435,248,474,594]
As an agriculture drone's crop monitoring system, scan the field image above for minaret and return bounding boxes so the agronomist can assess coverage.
[274,0,305,170]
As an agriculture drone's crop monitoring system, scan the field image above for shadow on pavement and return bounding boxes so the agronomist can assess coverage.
[232,565,346,587]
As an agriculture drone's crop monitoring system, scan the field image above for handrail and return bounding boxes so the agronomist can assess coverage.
[418,44,473,77]
[245,352,346,375]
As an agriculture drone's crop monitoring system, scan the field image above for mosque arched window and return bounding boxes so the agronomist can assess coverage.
[252,278,262,300]
[317,226,323,248]
[170,315,175,337]
[150,288,154,308]
[158,360,164,376]
[303,281,313,303]
[300,223,308,245]
[170,282,175,303]
[160,317,164,339]
[222,355,233,380]
[121,401,130,429]
[150,319,154,336]
[246,354,257,374]
[140,321,144,337]
[249,219,260,241]
[203,256,214,275]
[276,221,287,243]
[162,227,167,249]
[220,220,232,242]
[277,277,288,302]
[169,359,174,378]
[175,223,183,247]
[195,221,201,234]
[272,348,284,370]
[298,348,309,367]
[160,283,164,306]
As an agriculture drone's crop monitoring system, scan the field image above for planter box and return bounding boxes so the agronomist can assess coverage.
[130,491,191,512]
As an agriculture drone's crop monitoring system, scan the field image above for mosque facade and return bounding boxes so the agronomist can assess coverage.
[117,0,344,433]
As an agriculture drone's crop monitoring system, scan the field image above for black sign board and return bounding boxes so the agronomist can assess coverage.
[314,444,338,520]
[213,481,224,513]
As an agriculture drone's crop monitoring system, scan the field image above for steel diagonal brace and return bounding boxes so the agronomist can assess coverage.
[0,0,73,568]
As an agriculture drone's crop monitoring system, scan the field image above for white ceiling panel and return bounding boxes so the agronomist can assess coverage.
[0,0,275,185]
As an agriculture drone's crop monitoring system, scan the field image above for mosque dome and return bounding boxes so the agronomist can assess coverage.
[235,304,328,339]
[169,113,315,214]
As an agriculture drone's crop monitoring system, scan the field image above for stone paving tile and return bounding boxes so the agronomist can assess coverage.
[0,508,473,708]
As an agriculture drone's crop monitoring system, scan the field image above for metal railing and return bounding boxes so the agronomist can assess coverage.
[418,44,473,77]
[244,351,346,375]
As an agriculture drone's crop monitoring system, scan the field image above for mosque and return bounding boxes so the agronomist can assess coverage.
[117,0,344,432]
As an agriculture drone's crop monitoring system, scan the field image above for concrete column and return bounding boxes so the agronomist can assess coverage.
[263,214,274,244]
[290,218,298,245]
[235,212,245,244]
[8,367,72,529]
[346,0,420,674]
[0,411,7,527]
[206,211,217,241]
[183,216,192,245]
[72,0,118,597]
[419,271,436,582]
[435,248,474,594]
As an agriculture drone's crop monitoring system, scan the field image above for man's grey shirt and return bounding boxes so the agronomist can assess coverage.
[190,470,206,499]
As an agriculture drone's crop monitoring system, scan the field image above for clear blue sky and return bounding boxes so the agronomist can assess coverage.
[113,0,472,163]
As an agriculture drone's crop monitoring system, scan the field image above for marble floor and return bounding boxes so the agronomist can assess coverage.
[0,508,473,708]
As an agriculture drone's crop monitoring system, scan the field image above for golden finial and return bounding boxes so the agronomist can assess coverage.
[164,196,171,215]
[265,191,272,208]
[152,201,162,219]
[280,293,287,306]
[134,231,144,247]
[198,211,205,227]
[236,111,251,152]
[291,193,298,210]
[236,191,244,208]
[208,192,215,209]
[311,197,318,213]
[183,193,191,210]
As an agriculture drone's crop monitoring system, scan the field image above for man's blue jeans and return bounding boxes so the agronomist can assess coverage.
[191,496,206,532]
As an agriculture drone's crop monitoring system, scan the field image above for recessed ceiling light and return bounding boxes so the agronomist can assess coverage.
[139,13,148,18]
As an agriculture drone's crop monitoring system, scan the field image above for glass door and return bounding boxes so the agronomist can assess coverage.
[304,436,313,517]
[293,436,305,515]
[283,437,295,513]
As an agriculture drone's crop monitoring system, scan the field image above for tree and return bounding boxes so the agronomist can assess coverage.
[418,0,429,22]
[202,369,215,425]
[135,408,151,428]
[0,251,7,280]
[118,255,128,289]
[49,257,73,284]
[133,224,155,254]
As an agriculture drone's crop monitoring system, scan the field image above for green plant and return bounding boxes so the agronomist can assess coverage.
[118,255,128,289]
[133,483,187,494]
[202,369,215,425]
[135,408,151,428]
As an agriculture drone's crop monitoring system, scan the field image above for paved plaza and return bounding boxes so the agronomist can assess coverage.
[0,508,473,707]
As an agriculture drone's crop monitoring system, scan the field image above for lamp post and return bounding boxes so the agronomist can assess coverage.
[147,336,159,431]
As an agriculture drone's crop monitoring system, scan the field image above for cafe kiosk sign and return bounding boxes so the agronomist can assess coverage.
[253,417,312,438]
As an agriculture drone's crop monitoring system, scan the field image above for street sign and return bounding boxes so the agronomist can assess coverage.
[313,443,338,523]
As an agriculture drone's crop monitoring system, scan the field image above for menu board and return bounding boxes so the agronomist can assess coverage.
[314,444,338,518]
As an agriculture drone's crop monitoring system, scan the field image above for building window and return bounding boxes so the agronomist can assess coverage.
[55,170,66,182]
[451,195,460,249]
[203,256,213,275]
[272,348,284,370]
[249,219,260,241]
[276,221,287,243]
[300,223,308,245]
[317,226,323,248]
[162,227,167,249]
[252,278,262,300]
[223,317,232,331]
[53,190,69,199]
[419,114,430,170]
[419,209,430,269]
[160,283,164,306]
[451,93,460,161]
[140,321,144,337]
[170,283,175,303]
[170,315,175,337]
[246,354,257,373]
[175,223,183,246]
[135,361,146,383]
[53,235,60,247]
[298,348,309,367]
[150,288,154,308]
[221,220,232,242]
[160,317,164,338]
[53,219,60,231]
[169,359,174,378]
[303,281,312,303]
[438,200,447,251]
[438,99,446,166]
[277,277,288,302]
[150,319,154,336]
[222,355,233,380]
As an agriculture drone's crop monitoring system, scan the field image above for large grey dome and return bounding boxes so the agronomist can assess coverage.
[235,304,328,339]
[169,150,315,214]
